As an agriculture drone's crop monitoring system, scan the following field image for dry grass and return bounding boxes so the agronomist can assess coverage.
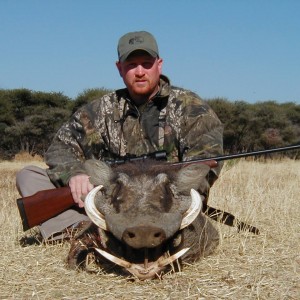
[0,159,299,299]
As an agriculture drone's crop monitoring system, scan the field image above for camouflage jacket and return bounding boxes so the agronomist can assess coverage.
[45,75,223,188]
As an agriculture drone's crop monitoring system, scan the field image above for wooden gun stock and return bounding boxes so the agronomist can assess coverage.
[17,186,74,231]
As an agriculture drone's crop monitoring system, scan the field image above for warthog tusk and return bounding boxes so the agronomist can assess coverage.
[157,248,190,267]
[94,247,190,280]
[180,189,202,230]
[95,248,132,268]
[84,185,107,231]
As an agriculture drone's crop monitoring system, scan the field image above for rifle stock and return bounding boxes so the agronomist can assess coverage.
[17,186,74,231]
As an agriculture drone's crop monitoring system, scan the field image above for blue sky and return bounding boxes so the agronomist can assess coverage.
[1,0,299,103]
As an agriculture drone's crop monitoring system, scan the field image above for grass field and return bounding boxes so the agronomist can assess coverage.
[0,159,299,299]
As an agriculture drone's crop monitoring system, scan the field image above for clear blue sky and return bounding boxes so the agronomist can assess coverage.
[1,0,299,104]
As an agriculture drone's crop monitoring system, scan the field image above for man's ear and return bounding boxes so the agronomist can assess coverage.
[116,61,123,77]
[157,58,163,75]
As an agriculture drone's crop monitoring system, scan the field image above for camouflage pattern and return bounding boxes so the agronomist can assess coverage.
[45,75,223,188]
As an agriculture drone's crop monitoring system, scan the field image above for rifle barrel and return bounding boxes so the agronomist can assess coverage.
[175,144,300,165]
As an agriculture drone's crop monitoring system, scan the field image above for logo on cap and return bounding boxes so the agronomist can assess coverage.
[129,36,144,45]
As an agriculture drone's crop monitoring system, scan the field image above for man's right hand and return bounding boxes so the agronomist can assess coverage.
[68,174,94,208]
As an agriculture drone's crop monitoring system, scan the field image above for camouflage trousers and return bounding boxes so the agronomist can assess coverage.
[16,166,89,240]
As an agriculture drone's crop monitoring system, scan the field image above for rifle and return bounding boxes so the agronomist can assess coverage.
[17,144,300,232]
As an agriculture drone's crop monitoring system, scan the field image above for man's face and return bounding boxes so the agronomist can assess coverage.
[116,51,163,104]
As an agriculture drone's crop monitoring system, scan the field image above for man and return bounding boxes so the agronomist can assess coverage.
[16,31,223,240]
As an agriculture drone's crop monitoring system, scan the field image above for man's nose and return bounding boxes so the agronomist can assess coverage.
[135,65,145,76]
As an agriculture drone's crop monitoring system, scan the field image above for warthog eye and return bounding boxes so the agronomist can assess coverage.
[112,184,122,199]
[111,182,126,213]
[155,184,173,212]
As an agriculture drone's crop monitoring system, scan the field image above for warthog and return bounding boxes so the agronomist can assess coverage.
[67,159,219,279]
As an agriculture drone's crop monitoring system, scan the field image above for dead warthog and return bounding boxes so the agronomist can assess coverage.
[67,159,219,279]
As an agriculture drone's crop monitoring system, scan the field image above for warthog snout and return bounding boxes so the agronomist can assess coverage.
[123,226,166,249]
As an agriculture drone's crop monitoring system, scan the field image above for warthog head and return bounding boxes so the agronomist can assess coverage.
[67,160,219,279]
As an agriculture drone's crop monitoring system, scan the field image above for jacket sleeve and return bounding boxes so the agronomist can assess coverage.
[178,92,224,197]
[44,103,103,187]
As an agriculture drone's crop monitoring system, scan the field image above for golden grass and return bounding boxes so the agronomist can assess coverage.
[0,160,299,299]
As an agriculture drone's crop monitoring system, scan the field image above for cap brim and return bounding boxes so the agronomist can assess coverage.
[119,48,158,62]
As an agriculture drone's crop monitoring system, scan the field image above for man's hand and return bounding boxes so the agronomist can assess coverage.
[69,174,94,208]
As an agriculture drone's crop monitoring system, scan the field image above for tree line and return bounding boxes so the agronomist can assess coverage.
[0,88,299,160]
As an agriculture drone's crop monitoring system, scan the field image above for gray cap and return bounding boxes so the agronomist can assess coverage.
[117,31,159,62]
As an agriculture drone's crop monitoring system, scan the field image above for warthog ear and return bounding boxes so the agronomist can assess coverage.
[176,164,210,195]
[84,159,113,186]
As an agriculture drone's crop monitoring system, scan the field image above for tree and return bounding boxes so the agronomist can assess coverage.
[0,90,14,125]
[0,89,72,158]
[71,88,111,113]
